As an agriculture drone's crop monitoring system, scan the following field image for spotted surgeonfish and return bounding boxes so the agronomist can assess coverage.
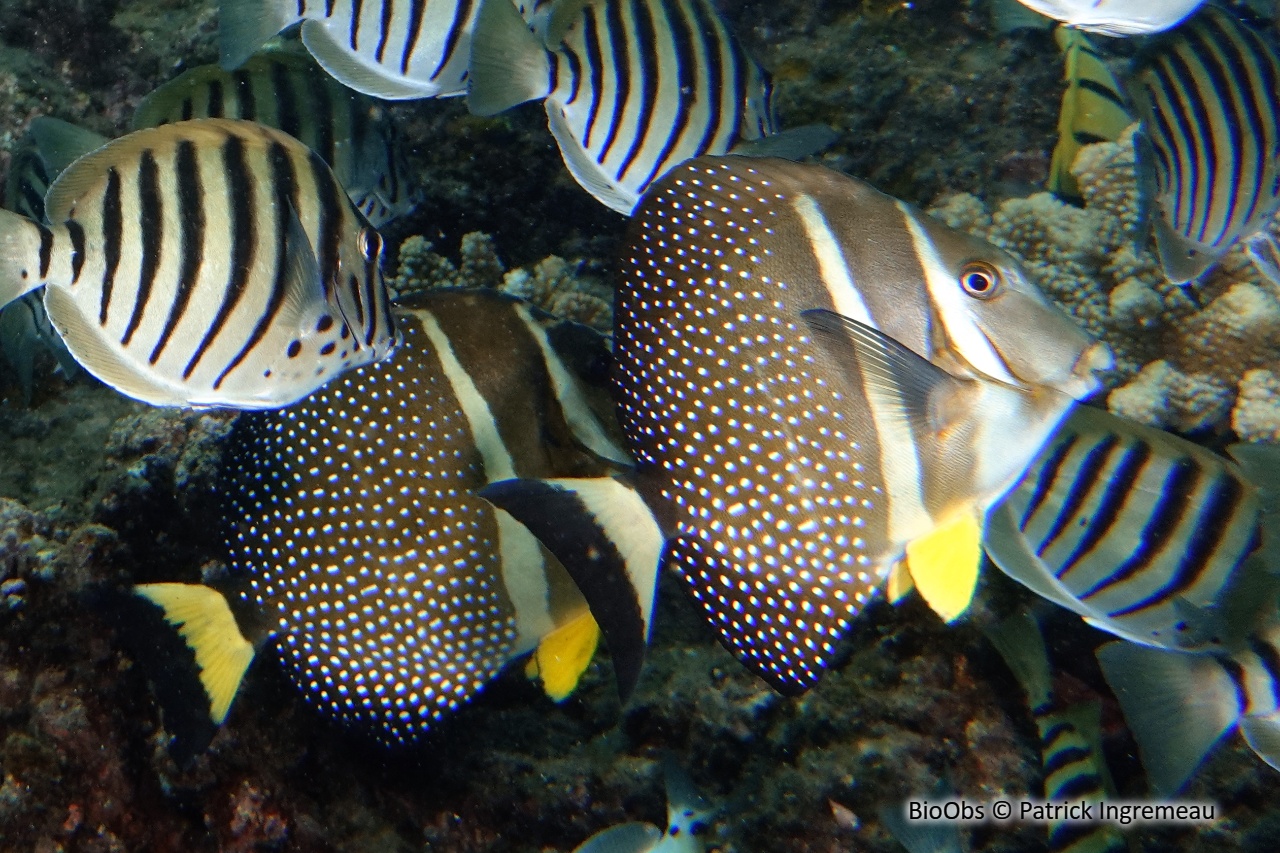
[1129,5,1280,288]
[128,291,632,757]
[985,404,1280,652]
[482,156,1111,695]
[0,118,399,409]
[133,48,419,227]
[219,0,483,100]
[468,0,832,214]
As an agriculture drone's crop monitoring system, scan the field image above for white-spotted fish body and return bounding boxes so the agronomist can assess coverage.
[220,291,628,745]
[134,49,419,227]
[483,156,1110,696]
[0,118,399,409]
[469,0,810,215]
[219,0,482,100]
[1130,6,1280,287]
[1013,0,1206,35]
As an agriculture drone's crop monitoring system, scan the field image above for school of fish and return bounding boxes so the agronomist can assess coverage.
[4,0,1280,847]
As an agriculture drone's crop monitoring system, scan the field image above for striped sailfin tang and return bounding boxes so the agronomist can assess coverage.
[133,49,417,227]
[35,118,397,409]
[470,0,781,213]
[220,0,482,100]
[1129,5,1280,284]
[988,404,1261,649]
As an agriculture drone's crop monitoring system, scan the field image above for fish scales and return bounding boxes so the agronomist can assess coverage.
[134,50,416,227]
[220,0,482,100]
[222,291,625,743]
[1130,5,1280,285]
[0,118,398,409]
[609,156,1100,691]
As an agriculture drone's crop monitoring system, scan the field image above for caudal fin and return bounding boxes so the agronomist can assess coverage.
[218,0,296,71]
[467,0,553,117]
[479,476,664,701]
[1096,641,1241,795]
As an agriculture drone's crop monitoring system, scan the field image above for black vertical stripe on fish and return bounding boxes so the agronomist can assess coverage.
[66,218,85,283]
[1250,635,1280,711]
[1158,49,1216,238]
[19,180,44,219]
[208,79,225,118]
[215,141,298,390]
[1178,24,1245,244]
[1077,459,1198,602]
[1108,472,1242,617]
[349,0,366,50]
[1078,77,1126,109]
[1019,433,1080,531]
[1050,822,1108,851]
[151,140,205,364]
[308,148,343,304]
[123,149,164,347]
[401,0,426,75]
[35,222,52,281]
[595,1,631,165]
[1040,720,1073,745]
[1053,772,1104,801]
[1221,656,1251,716]
[348,273,367,336]
[271,59,301,141]
[184,133,256,379]
[99,167,124,325]
[616,0,659,181]
[685,0,723,158]
[724,17,751,148]
[304,66,336,167]
[562,46,583,106]
[638,0,696,188]
[430,0,473,82]
[581,6,606,149]
[234,70,257,120]
[375,0,395,64]
[1146,90,1189,225]
[1057,441,1152,580]
[181,97,194,122]
[1043,744,1093,778]
[1035,434,1118,560]
[324,0,335,17]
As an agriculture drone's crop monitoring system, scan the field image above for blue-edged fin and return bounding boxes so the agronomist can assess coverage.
[468,0,554,117]
[218,0,297,71]
[904,512,982,624]
[1096,641,1241,795]
[571,823,663,853]
[479,476,663,700]
[525,608,601,702]
[27,117,109,178]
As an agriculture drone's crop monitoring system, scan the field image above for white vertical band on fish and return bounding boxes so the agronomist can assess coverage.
[1130,5,1280,286]
[220,0,481,99]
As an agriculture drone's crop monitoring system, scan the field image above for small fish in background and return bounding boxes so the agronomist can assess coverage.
[467,0,834,214]
[984,404,1280,652]
[1049,27,1131,204]
[0,141,79,403]
[572,762,716,853]
[878,780,966,853]
[1097,611,1280,796]
[1128,5,1280,290]
[133,47,420,228]
[1008,0,1206,36]
[986,609,1127,853]
[219,0,482,100]
[481,156,1111,697]
[125,291,631,759]
[0,118,400,409]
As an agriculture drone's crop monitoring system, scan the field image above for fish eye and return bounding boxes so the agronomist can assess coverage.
[358,228,383,264]
[959,261,1000,299]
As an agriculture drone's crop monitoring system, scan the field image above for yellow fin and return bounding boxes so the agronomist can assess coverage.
[528,609,600,702]
[904,513,982,623]
[134,583,254,724]
[1049,26,1131,200]
[886,560,915,605]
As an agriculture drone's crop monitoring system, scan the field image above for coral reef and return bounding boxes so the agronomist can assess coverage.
[930,125,1280,440]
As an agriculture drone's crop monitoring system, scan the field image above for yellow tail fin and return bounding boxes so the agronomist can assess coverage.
[526,609,601,702]
[904,512,983,623]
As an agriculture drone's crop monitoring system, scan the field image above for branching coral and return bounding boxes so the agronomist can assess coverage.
[393,232,613,333]
[930,125,1280,441]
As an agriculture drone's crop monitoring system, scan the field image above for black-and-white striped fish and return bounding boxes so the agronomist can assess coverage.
[219,0,482,100]
[986,610,1126,853]
[1129,5,1280,287]
[469,0,831,214]
[481,156,1111,696]
[0,118,399,409]
[1098,617,1280,795]
[127,291,630,757]
[134,48,418,227]
[985,404,1276,651]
